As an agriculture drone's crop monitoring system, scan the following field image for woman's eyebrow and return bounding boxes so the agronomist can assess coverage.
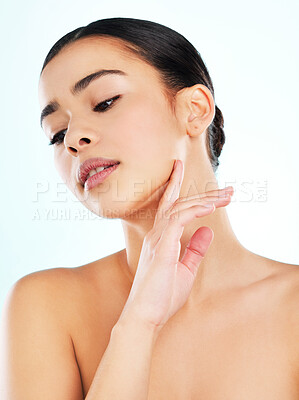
[71,69,127,95]
[40,69,127,127]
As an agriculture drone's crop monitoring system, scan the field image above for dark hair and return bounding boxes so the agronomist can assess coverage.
[42,17,225,172]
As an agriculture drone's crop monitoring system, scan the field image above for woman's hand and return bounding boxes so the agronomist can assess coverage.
[118,159,233,333]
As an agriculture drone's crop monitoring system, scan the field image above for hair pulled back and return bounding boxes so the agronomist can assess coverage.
[42,17,225,172]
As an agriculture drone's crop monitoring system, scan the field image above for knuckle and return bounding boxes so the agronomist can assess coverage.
[169,212,177,221]
[168,212,179,224]
[169,204,179,215]
[163,209,172,219]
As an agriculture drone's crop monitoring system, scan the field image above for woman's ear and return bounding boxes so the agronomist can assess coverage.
[185,84,215,137]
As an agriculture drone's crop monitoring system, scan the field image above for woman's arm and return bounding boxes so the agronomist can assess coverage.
[85,313,158,400]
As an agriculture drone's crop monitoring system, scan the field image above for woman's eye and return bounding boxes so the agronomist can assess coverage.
[93,95,121,112]
[48,129,67,146]
[48,95,121,146]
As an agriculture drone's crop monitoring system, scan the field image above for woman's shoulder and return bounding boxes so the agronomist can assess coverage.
[14,249,124,289]
[263,257,299,289]
[237,253,299,329]
[5,250,125,328]
[255,257,299,337]
[272,258,299,311]
[245,249,298,283]
[251,255,299,301]
[267,259,299,376]
[1,258,123,400]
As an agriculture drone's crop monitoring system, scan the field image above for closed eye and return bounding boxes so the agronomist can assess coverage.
[48,95,121,146]
[48,129,67,146]
[93,94,121,112]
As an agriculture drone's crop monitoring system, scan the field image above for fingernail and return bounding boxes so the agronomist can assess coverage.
[219,193,230,198]
[203,203,214,208]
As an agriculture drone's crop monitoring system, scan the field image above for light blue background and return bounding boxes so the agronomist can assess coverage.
[1,0,298,313]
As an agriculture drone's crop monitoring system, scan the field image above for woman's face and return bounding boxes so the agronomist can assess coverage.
[39,37,184,218]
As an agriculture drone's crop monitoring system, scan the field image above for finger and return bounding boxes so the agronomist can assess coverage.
[169,194,231,215]
[167,226,214,314]
[176,186,234,203]
[154,159,184,224]
[178,226,214,277]
[155,203,215,256]
[153,186,231,246]
[162,159,184,203]
[151,193,230,248]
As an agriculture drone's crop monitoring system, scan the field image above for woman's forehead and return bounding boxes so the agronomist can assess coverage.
[38,36,164,112]
[39,37,159,98]
[40,37,153,83]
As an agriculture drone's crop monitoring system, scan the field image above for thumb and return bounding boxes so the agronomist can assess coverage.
[180,226,214,277]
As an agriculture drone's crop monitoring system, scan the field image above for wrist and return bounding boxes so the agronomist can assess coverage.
[113,310,161,343]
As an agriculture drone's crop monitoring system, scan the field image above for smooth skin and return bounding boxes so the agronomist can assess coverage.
[1,36,299,399]
[119,159,231,332]
[84,164,233,400]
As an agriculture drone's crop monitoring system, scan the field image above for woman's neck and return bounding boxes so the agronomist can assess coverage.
[119,160,252,307]
[121,205,249,300]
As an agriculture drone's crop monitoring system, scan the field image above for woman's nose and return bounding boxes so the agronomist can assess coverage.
[64,122,100,155]
[66,136,91,155]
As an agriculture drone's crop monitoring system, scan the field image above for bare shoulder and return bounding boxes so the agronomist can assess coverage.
[15,248,124,290]
[266,258,299,292]
[4,266,77,316]
[1,267,85,399]
[272,259,299,323]
[257,257,299,307]
[273,260,299,326]
[7,265,80,309]
[8,249,125,321]
[264,258,299,379]
[1,252,127,399]
[241,254,299,335]
[279,261,299,381]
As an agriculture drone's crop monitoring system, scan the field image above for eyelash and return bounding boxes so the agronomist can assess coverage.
[48,95,121,146]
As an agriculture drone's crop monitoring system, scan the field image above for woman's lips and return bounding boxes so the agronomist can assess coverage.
[84,163,120,191]
[78,157,120,186]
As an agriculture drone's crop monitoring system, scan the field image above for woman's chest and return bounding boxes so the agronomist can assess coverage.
[73,300,296,400]
[147,310,296,399]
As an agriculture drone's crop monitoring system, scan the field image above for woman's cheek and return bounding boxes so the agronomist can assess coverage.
[117,101,166,151]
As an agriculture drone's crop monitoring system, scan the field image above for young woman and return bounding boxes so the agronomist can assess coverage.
[2,17,299,400]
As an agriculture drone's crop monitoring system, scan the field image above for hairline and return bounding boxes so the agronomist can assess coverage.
[41,34,178,116]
